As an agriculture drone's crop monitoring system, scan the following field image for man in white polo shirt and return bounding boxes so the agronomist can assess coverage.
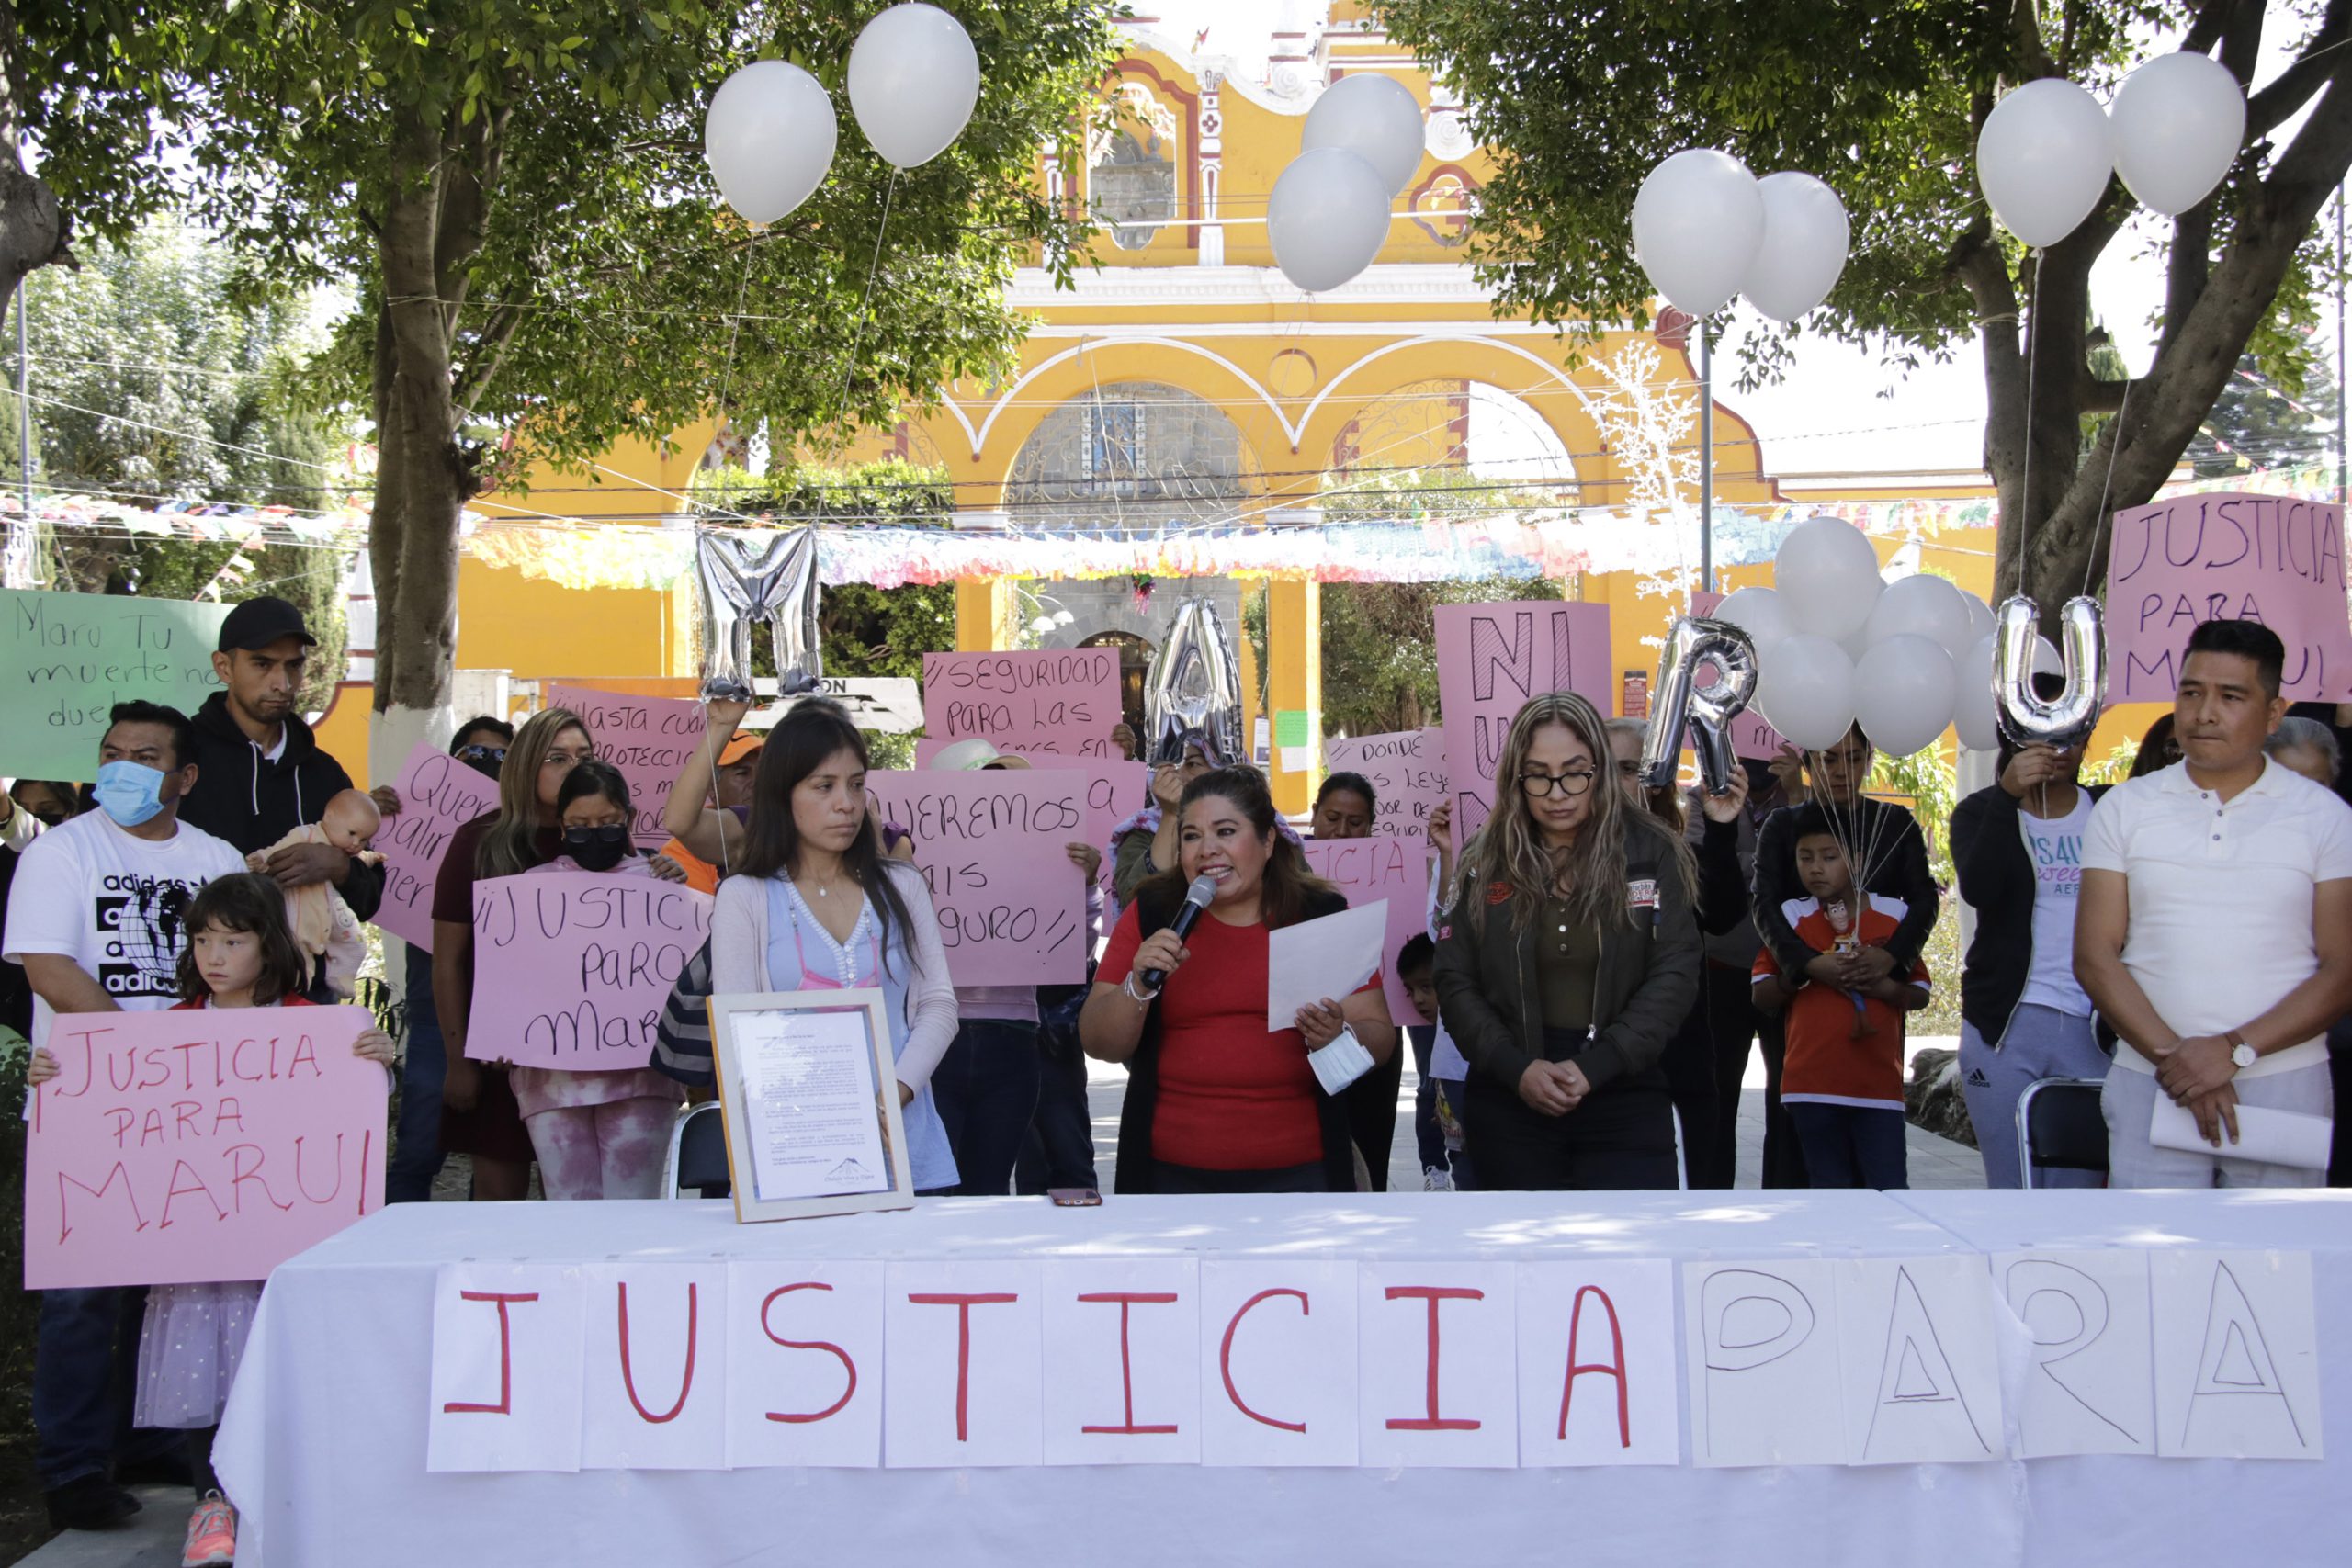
[2077,618,2352,1186]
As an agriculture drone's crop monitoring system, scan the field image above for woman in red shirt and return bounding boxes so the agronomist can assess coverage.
[1080,767,1396,1193]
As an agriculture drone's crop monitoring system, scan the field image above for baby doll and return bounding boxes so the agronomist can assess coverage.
[247,788,381,998]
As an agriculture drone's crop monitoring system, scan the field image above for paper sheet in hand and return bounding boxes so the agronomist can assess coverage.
[734,1010,893,1202]
[1265,901,1386,1031]
[2149,1095,2333,1170]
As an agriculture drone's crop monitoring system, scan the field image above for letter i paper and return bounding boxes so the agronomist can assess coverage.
[1040,1258,1200,1464]
[1357,1262,1518,1468]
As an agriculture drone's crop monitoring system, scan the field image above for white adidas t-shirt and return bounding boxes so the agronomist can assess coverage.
[3,809,248,1049]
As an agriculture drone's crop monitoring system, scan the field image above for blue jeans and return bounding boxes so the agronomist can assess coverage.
[933,1018,1041,1197]
[33,1287,172,1490]
[1017,1015,1098,1194]
[386,942,448,1204]
[1787,1103,1908,1190]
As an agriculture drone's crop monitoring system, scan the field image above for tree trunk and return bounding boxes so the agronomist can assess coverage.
[0,0,74,587]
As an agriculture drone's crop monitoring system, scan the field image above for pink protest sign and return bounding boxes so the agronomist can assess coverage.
[1691,592,1788,761]
[863,770,1091,985]
[374,741,501,952]
[904,751,1146,897]
[2104,492,2352,702]
[1300,836,1430,1028]
[1434,601,1612,841]
[25,1005,388,1289]
[921,649,1124,757]
[464,872,715,1069]
[546,684,708,848]
[1323,728,1449,839]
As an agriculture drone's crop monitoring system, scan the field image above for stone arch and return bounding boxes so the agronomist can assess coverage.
[1292,335,1610,491]
[1002,379,1264,532]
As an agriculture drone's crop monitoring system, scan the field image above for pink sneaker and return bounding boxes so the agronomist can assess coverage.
[182,1493,236,1568]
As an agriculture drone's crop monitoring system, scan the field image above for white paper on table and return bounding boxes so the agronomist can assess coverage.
[2150,1249,2323,1460]
[1264,899,1388,1031]
[426,1264,586,1473]
[725,1261,885,1468]
[1995,1248,2156,1458]
[1198,1260,1361,1468]
[1835,1256,2003,1465]
[1514,1260,1681,1466]
[884,1261,1045,1468]
[580,1262,730,1472]
[1041,1258,1201,1465]
[1358,1262,1519,1469]
[2149,1095,2334,1169]
[1683,1258,1847,1467]
[734,1008,893,1203]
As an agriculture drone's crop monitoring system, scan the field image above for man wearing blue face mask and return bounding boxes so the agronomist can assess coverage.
[4,701,247,1533]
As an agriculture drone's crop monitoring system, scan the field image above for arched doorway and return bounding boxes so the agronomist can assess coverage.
[1079,629,1155,733]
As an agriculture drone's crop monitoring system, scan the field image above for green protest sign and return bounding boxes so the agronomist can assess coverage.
[1,590,230,781]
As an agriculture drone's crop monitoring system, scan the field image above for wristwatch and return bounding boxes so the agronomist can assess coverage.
[2227,1031,2256,1070]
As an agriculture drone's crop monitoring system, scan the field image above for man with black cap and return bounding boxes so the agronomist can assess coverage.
[178,596,386,938]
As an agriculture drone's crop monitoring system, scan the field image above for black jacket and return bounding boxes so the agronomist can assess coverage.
[1949,780,2108,1043]
[177,693,384,921]
[1112,879,1357,1195]
[1751,796,1938,980]
[1432,817,1702,1096]
[1693,814,1751,938]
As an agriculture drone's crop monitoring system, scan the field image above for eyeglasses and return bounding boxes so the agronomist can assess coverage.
[458,745,507,764]
[1517,768,1597,798]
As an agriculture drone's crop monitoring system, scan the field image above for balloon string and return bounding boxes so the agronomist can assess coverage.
[712,243,755,457]
[2015,254,2044,604]
[2081,374,2133,600]
[834,168,901,424]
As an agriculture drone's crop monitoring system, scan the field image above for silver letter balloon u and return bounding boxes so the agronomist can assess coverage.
[1641,616,1759,794]
[696,525,823,704]
[1994,594,2105,747]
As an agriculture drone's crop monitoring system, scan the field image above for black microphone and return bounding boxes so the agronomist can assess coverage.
[1142,874,1218,989]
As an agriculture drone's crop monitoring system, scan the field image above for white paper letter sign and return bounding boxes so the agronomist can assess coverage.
[725,1262,885,1468]
[580,1262,729,1471]
[1996,1249,2155,1458]
[2151,1250,2322,1461]
[884,1261,1044,1467]
[1683,1259,1845,1467]
[1041,1258,1201,1465]
[427,1264,586,1472]
[1836,1257,2001,1465]
[1358,1263,1518,1468]
[1198,1260,1360,1468]
[1515,1260,1680,1466]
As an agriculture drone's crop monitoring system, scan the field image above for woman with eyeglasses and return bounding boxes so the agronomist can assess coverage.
[511,759,686,1199]
[433,709,595,1201]
[1434,693,1701,1190]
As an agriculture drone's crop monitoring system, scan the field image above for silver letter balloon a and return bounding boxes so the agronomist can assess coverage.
[1994,594,2104,747]
[1144,597,1248,768]
[1641,616,1760,795]
[696,525,822,705]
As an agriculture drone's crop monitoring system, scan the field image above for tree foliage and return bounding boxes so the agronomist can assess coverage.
[1320,575,1560,737]
[2187,348,2341,475]
[1373,0,2352,616]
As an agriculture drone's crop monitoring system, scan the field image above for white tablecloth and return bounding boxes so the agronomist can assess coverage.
[213,1190,2352,1567]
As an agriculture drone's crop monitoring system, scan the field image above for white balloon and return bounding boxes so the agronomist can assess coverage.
[847,2,981,170]
[2035,634,2063,677]
[1269,147,1392,293]
[1962,590,1997,649]
[1711,585,1796,656]
[1954,636,2002,751]
[1853,635,1957,757]
[1301,73,1426,196]
[1756,634,1859,752]
[1862,572,1976,658]
[705,61,838,225]
[2110,51,2245,217]
[1631,149,1765,316]
[1746,172,1851,322]
[1976,78,2114,247]
[1773,514,1883,643]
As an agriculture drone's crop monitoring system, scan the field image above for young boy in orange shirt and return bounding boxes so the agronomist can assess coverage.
[1751,805,1931,1189]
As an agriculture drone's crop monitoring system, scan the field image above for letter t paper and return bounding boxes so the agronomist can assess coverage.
[884,1261,1043,1467]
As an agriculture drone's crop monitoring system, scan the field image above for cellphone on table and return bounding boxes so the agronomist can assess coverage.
[1048,1187,1102,1208]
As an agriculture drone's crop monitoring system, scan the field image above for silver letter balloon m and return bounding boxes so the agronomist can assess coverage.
[1641,616,1759,795]
[696,525,822,704]
[1994,594,2104,747]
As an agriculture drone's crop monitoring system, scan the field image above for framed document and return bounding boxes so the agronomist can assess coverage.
[708,989,918,1224]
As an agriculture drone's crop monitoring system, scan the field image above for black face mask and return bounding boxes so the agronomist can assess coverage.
[563,824,632,873]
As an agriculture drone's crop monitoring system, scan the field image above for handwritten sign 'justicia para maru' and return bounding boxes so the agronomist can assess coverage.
[24,1006,388,1290]
[2105,492,2352,703]
[465,872,716,1071]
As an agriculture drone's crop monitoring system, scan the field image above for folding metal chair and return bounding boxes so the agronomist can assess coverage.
[2014,1077,2109,1190]
[661,1101,732,1200]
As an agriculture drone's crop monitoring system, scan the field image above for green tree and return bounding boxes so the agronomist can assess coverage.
[105,0,1116,761]
[2187,348,2342,475]
[1373,0,2352,622]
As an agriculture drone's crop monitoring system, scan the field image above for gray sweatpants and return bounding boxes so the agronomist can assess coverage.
[1958,1005,2109,1189]
[2101,1055,2335,1189]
